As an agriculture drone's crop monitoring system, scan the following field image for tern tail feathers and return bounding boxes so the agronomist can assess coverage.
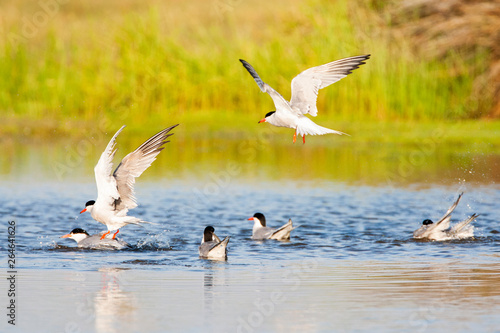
[269,219,297,240]
[295,117,348,137]
[450,214,479,235]
[199,236,230,259]
[212,236,230,252]
[109,217,156,231]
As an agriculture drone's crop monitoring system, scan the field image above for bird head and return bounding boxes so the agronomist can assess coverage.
[203,226,215,242]
[258,111,275,124]
[248,212,266,227]
[80,200,95,214]
[422,219,434,225]
[60,228,90,243]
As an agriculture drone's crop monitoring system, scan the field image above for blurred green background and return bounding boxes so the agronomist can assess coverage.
[1,0,499,184]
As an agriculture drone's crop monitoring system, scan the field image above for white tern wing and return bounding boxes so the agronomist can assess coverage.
[113,124,178,210]
[240,59,294,116]
[290,55,370,116]
[94,125,126,206]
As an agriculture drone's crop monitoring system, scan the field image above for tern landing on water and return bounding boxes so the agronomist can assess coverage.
[198,226,230,260]
[239,55,370,143]
[248,213,298,241]
[60,228,131,250]
[80,124,178,239]
[413,193,479,241]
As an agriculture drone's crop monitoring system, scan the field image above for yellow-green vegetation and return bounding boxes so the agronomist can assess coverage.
[0,0,496,140]
[2,120,498,185]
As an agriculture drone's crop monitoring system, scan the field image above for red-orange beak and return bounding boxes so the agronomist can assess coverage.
[258,119,266,124]
[80,208,87,214]
[60,234,71,238]
[247,217,254,221]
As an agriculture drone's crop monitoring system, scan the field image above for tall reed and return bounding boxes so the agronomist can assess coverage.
[0,0,490,135]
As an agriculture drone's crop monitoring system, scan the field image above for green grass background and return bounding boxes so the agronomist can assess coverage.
[0,0,497,142]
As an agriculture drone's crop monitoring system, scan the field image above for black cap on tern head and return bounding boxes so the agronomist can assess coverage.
[253,212,266,226]
[422,219,434,226]
[264,111,276,118]
[85,200,96,207]
[70,228,89,235]
[204,226,215,242]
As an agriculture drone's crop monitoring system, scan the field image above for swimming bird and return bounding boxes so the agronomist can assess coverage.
[239,55,370,143]
[413,193,479,241]
[60,228,131,250]
[248,213,298,240]
[198,226,230,259]
[80,124,178,239]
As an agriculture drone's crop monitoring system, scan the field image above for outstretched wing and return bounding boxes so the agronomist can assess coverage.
[290,55,370,116]
[113,124,179,210]
[94,125,126,206]
[420,192,463,237]
[240,59,293,114]
[434,192,463,226]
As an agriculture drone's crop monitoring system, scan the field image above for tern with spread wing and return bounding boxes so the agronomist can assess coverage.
[80,124,178,239]
[240,55,370,143]
[413,193,479,241]
[248,213,298,241]
[198,226,230,260]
